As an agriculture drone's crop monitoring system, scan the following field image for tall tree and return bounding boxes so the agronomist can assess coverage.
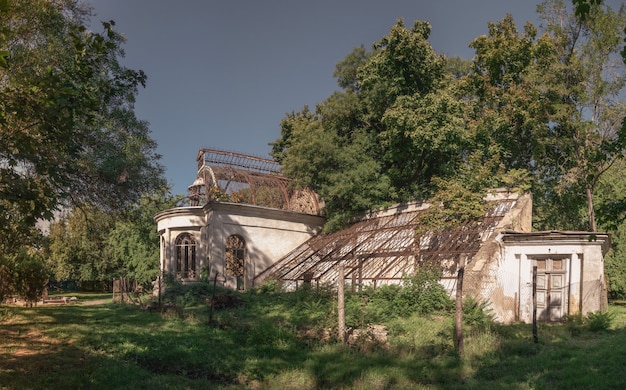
[539,1,626,231]
[105,191,180,286]
[45,206,115,287]
[0,0,166,297]
[596,159,626,298]
[464,14,564,229]
[465,1,626,231]
[0,0,165,245]
[272,20,464,229]
[538,0,626,231]
[467,15,548,172]
[45,190,179,289]
[274,107,393,231]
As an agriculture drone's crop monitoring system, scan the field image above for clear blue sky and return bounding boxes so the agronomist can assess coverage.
[86,0,548,196]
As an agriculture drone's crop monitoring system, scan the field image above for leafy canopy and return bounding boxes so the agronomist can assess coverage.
[0,0,166,298]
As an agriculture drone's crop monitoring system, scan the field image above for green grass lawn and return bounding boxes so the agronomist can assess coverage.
[1,291,625,389]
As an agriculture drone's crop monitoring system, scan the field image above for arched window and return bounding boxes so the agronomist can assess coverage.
[225,235,245,290]
[175,233,196,278]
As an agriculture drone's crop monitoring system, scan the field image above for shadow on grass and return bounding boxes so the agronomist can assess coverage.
[465,322,626,390]
[2,302,626,389]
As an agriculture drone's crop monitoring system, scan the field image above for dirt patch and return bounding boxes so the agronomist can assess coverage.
[79,298,112,306]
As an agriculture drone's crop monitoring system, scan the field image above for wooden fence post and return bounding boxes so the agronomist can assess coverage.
[338,264,345,344]
[208,271,219,325]
[455,256,465,356]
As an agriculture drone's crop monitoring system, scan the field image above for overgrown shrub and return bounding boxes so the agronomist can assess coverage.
[208,292,244,309]
[252,279,283,294]
[160,274,184,303]
[565,313,586,335]
[586,310,615,332]
[566,310,615,333]
[348,265,453,323]
[402,265,453,315]
[182,283,214,305]
[161,276,246,315]
[462,296,495,328]
[0,249,48,305]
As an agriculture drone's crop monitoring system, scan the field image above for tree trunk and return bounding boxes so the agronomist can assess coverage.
[532,265,538,344]
[586,185,596,232]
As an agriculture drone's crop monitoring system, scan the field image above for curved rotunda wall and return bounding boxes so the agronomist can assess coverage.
[155,207,206,280]
[155,202,325,290]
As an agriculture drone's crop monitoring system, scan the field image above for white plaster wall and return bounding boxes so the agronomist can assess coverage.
[155,207,206,278]
[155,207,205,230]
[156,202,324,290]
[499,233,609,323]
[205,203,324,289]
[463,193,533,323]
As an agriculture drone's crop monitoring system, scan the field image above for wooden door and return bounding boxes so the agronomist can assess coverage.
[535,258,567,322]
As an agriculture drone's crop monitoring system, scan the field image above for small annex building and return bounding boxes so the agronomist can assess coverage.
[156,148,610,323]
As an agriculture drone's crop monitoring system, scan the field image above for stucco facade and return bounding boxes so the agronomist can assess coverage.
[500,231,609,323]
[155,201,324,290]
[465,230,610,323]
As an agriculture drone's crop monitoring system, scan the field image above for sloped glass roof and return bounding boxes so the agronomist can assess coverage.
[257,195,519,289]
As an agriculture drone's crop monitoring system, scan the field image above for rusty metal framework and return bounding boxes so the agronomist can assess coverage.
[256,198,517,289]
[187,149,321,214]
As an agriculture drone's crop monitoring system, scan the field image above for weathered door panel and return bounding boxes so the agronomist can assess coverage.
[535,259,568,322]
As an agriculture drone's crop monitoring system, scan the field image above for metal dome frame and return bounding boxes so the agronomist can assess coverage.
[187,148,321,215]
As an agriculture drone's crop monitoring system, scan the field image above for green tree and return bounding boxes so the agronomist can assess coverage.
[272,20,461,229]
[465,2,626,232]
[0,248,48,305]
[0,0,165,296]
[105,191,180,287]
[466,14,548,172]
[380,87,468,199]
[596,159,626,298]
[537,0,626,232]
[0,0,165,244]
[464,13,564,230]
[13,248,49,305]
[45,206,115,287]
[45,190,179,289]
[274,107,393,230]
[358,20,445,122]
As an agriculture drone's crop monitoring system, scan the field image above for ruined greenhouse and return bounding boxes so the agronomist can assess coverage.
[155,148,609,323]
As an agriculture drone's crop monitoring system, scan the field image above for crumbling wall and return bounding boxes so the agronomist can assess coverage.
[463,193,533,323]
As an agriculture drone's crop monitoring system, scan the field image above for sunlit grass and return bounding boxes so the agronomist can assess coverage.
[1,292,626,389]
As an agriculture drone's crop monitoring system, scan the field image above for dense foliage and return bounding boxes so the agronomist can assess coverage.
[44,191,180,290]
[0,0,166,300]
[271,0,626,297]
[273,0,626,234]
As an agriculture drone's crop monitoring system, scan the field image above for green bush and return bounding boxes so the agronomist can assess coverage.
[162,278,231,307]
[565,312,586,335]
[462,295,495,328]
[252,279,283,294]
[0,249,49,305]
[348,265,453,323]
[182,283,214,305]
[566,311,615,333]
[586,310,615,332]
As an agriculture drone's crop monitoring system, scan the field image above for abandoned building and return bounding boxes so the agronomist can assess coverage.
[155,148,610,323]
